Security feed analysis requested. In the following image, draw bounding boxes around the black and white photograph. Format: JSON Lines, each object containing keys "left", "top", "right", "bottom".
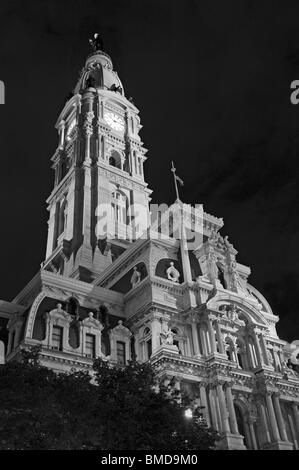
{"left": 0, "top": 0, "right": 299, "bottom": 456}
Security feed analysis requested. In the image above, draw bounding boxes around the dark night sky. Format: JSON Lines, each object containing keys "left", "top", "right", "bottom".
{"left": 0, "top": 0, "right": 299, "bottom": 341}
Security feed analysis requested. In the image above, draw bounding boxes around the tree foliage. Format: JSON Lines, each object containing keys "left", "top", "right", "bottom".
{"left": 0, "top": 347, "right": 219, "bottom": 450}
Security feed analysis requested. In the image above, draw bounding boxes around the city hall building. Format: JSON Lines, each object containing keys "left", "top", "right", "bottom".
{"left": 0, "top": 37, "right": 299, "bottom": 450}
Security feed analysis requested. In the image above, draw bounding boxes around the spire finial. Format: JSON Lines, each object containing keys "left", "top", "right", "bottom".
{"left": 89, "top": 33, "right": 104, "bottom": 52}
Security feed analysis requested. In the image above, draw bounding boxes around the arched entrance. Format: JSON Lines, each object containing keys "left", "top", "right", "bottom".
{"left": 234, "top": 403, "right": 248, "bottom": 448}
{"left": 233, "top": 401, "right": 259, "bottom": 449}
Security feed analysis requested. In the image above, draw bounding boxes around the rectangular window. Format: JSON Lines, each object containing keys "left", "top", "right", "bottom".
{"left": 117, "top": 341, "right": 126, "bottom": 365}
{"left": 52, "top": 325, "right": 63, "bottom": 351}
{"left": 85, "top": 334, "right": 96, "bottom": 358}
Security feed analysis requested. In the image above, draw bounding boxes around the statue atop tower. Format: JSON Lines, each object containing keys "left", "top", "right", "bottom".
{"left": 89, "top": 33, "right": 104, "bottom": 52}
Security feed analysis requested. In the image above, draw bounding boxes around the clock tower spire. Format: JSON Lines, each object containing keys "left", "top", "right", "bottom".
{"left": 43, "top": 35, "right": 151, "bottom": 282}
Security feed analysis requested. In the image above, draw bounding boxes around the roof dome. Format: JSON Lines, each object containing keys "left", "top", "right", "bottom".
{"left": 74, "top": 50, "right": 124, "bottom": 96}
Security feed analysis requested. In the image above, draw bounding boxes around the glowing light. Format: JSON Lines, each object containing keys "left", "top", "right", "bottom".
{"left": 184, "top": 408, "right": 193, "bottom": 419}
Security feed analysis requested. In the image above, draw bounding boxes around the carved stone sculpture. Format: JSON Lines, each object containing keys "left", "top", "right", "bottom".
{"left": 130, "top": 266, "right": 141, "bottom": 288}
{"left": 267, "top": 350, "right": 274, "bottom": 365}
{"left": 160, "top": 328, "right": 174, "bottom": 345}
{"left": 227, "top": 304, "right": 239, "bottom": 321}
{"left": 166, "top": 262, "right": 180, "bottom": 283}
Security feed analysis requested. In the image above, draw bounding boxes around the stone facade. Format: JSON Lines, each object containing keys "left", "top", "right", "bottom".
{"left": 0, "top": 43, "right": 299, "bottom": 450}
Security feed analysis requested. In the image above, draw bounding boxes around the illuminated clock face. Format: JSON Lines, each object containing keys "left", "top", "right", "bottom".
{"left": 104, "top": 112, "right": 124, "bottom": 132}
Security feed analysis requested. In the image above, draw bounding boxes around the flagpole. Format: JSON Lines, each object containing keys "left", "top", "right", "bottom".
{"left": 171, "top": 161, "right": 180, "bottom": 201}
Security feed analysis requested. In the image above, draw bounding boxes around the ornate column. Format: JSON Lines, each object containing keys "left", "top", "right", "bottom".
{"left": 216, "top": 382, "right": 230, "bottom": 432}
{"left": 265, "top": 393, "right": 280, "bottom": 442}
{"left": 292, "top": 403, "right": 299, "bottom": 440}
{"left": 58, "top": 120, "right": 65, "bottom": 149}
{"left": 199, "top": 383, "right": 210, "bottom": 426}
{"left": 245, "top": 337, "right": 254, "bottom": 369}
{"left": 96, "top": 91, "right": 103, "bottom": 161}
{"left": 207, "top": 318, "right": 216, "bottom": 353}
{"left": 208, "top": 386, "right": 219, "bottom": 430}
{"left": 151, "top": 313, "right": 162, "bottom": 353}
{"left": 83, "top": 112, "right": 94, "bottom": 164}
{"left": 252, "top": 330, "right": 263, "bottom": 366}
{"left": 83, "top": 92, "right": 94, "bottom": 164}
{"left": 185, "top": 325, "right": 192, "bottom": 356}
{"left": 273, "top": 393, "right": 288, "bottom": 441}
{"left": 96, "top": 120, "right": 102, "bottom": 161}
{"left": 257, "top": 400, "right": 271, "bottom": 445}
{"left": 200, "top": 328, "right": 208, "bottom": 355}
{"left": 248, "top": 418, "right": 258, "bottom": 449}
{"left": 215, "top": 320, "right": 225, "bottom": 354}
{"left": 173, "top": 377, "right": 181, "bottom": 403}
{"left": 214, "top": 388, "right": 222, "bottom": 432}
{"left": 259, "top": 334, "right": 269, "bottom": 365}
{"left": 225, "top": 383, "right": 239, "bottom": 434}
{"left": 102, "top": 135, "right": 107, "bottom": 162}
{"left": 191, "top": 321, "right": 200, "bottom": 356}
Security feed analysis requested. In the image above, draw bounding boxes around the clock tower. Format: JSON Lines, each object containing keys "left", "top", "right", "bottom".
{"left": 43, "top": 37, "right": 151, "bottom": 282}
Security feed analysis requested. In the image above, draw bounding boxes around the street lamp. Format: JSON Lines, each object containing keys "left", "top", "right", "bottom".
{"left": 184, "top": 408, "right": 193, "bottom": 419}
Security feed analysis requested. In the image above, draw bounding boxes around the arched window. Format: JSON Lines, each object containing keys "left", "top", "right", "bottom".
{"left": 58, "top": 199, "right": 67, "bottom": 237}
{"left": 109, "top": 156, "right": 116, "bottom": 167}
{"left": 67, "top": 298, "right": 79, "bottom": 318}
{"left": 83, "top": 66, "right": 103, "bottom": 89}
{"left": 111, "top": 190, "right": 127, "bottom": 225}
{"left": 217, "top": 264, "right": 227, "bottom": 289}
{"left": 234, "top": 403, "right": 249, "bottom": 448}
{"left": 109, "top": 151, "right": 122, "bottom": 169}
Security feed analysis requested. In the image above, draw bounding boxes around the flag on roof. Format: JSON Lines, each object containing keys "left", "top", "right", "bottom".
{"left": 175, "top": 174, "right": 184, "bottom": 186}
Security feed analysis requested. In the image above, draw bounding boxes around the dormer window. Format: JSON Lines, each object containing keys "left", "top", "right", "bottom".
{"left": 116, "top": 341, "right": 126, "bottom": 365}
{"left": 52, "top": 325, "right": 63, "bottom": 351}
{"left": 85, "top": 333, "right": 96, "bottom": 358}
{"left": 83, "top": 65, "right": 104, "bottom": 89}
